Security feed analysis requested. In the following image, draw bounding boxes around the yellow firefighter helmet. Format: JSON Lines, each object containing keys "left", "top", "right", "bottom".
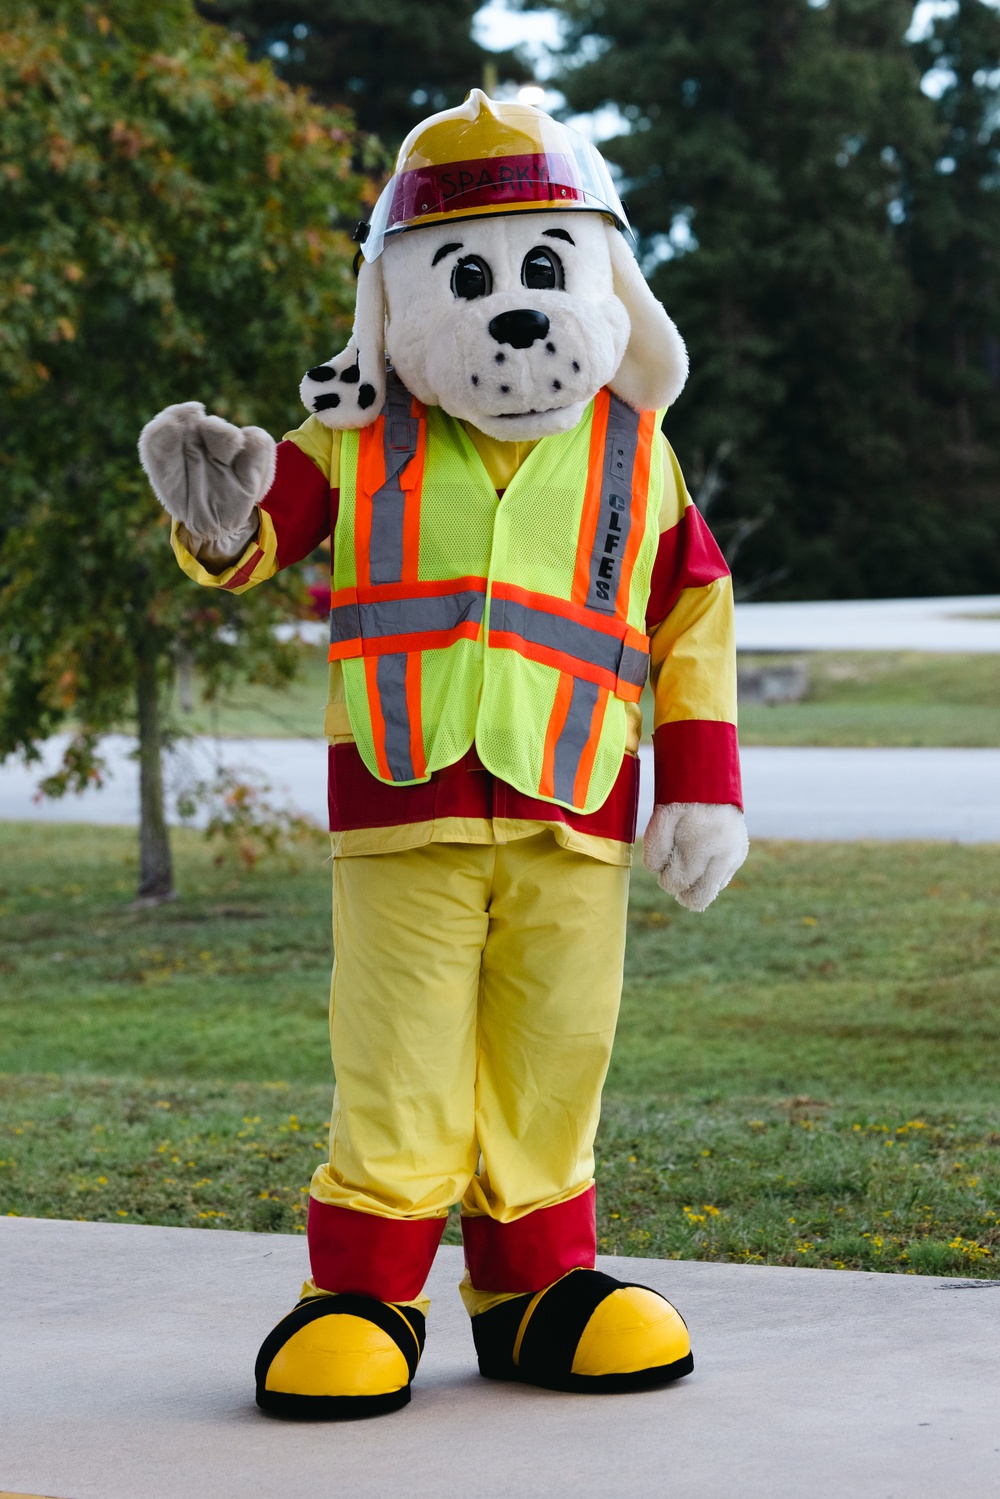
{"left": 359, "top": 89, "right": 630, "bottom": 260}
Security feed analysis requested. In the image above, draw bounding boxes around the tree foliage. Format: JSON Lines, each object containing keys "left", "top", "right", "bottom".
{"left": 545, "top": 0, "right": 1000, "bottom": 598}
{"left": 905, "top": 2, "right": 1000, "bottom": 541}
{"left": 0, "top": 0, "right": 361, "bottom": 892}
{"left": 197, "top": 0, "right": 530, "bottom": 147}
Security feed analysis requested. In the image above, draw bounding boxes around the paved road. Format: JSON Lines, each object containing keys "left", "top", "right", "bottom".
{"left": 287, "top": 594, "right": 1000, "bottom": 655}
{"left": 1, "top": 1219, "right": 997, "bottom": 1499}
{"left": 733, "top": 592, "right": 1000, "bottom": 653}
{"left": 2, "top": 735, "right": 999, "bottom": 841}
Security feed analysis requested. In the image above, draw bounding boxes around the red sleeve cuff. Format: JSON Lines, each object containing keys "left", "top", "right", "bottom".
{"left": 653, "top": 720, "right": 743, "bottom": 808}
{"left": 259, "top": 439, "right": 337, "bottom": 569}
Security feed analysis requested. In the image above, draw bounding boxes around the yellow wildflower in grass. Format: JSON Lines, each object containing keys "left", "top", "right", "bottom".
{"left": 948, "top": 1236, "right": 991, "bottom": 1262}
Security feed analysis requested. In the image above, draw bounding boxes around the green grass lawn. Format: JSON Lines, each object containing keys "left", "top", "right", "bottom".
{"left": 737, "top": 651, "right": 1000, "bottom": 746}
{"left": 176, "top": 646, "right": 331, "bottom": 739}
{"left": 1, "top": 821, "right": 998, "bottom": 1277}
{"left": 178, "top": 647, "right": 1000, "bottom": 744}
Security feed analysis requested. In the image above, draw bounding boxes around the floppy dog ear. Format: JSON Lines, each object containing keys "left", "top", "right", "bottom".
{"left": 298, "top": 256, "right": 387, "bottom": 429}
{"left": 606, "top": 225, "right": 689, "bottom": 413}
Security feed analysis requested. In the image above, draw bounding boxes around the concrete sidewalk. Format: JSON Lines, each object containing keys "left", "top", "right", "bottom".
{"left": 1, "top": 1219, "right": 997, "bottom": 1499}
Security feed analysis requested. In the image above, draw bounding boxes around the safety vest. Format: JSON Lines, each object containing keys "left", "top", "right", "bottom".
{"left": 329, "top": 372, "right": 664, "bottom": 814}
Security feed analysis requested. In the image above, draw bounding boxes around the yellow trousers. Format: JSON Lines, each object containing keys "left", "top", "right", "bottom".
{"left": 308, "top": 833, "right": 629, "bottom": 1301}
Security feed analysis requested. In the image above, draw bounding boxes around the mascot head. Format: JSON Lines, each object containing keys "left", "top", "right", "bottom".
{"left": 301, "top": 90, "right": 688, "bottom": 441}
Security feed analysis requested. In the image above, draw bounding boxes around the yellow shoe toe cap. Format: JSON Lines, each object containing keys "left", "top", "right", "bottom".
{"left": 571, "top": 1286, "right": 691, "bottom": 1378}
{"left": 265, "top": 1312, "right": 410, "bottom": 1398}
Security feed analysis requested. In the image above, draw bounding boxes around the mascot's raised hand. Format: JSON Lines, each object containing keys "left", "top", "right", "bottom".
{"left": 144, "top": 89, "right": 749, "bottom": 1422}
{"left": 138, "top": 401, "right": 275, "bottom": 567}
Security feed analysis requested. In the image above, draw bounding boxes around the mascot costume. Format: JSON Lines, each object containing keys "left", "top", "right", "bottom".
{"left": 139, "top": 92, "right": 748, "bottom": 1419}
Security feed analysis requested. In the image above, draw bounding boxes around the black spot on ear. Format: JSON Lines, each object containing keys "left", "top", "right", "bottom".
{"left": 313, "top": 392, "right": 340, "bottom": 411}
{"left": 339, "top": 362, "right": 361, "bottom": 384}
{"left": 306, "top": 366, "right": 337, "bottom": 383}
{"left": 357, "top": 383, "right": 377, "bottom": 409}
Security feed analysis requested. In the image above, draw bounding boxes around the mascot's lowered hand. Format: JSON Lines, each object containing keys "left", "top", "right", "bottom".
{"left": 140, "top": 90, "right": 748, "bottom": 1419}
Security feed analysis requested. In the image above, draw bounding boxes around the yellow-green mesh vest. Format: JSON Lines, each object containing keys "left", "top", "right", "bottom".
{"left": 330, "top": 375, "right": 664, "bottom": 814}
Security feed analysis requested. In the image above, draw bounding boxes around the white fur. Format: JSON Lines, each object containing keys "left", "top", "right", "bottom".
{"left": 299, "top": 256, "right": 386, "bottom": 431}
{"left": 300, "top": 213, "right": 687, "bottom": 439}
{"left": 643, "top": 802, "right": 749, "bottom": 913}
{"left": 606, "top": 230, "right": 689, "bottom": 411}
{"left": 138, "top": 401, "right": 274, "bottom": 557}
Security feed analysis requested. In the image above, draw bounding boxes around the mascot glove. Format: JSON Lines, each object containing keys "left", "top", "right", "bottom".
{"left": 138, "top": 401, "right": 275, "bottom": 556}
{"left": 643, "top": 802, "right": 749, "bottom": 913}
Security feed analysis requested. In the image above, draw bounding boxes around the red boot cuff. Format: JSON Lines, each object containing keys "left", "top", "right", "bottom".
{"left": 462, "top": 1186, "right": 597, "bottom": 1294}
{"left": 308, "top": 1198, "right": 446, "bottom": 1303}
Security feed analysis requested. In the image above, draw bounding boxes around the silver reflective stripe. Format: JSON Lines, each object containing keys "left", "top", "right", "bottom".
{"left": 330, "top": 600, "right": 362, "bottom": 647}
{"left": 369, "top": 372, "right": 420, "bottom": 585}
{"left": 585, "top": 395, "right": 641, "bottom": 615}
{"left": 362, "top": 589, "right": 484, "bottom": 641}
{"left": 376, "top": 653, "right": 414, "bottom": 780}
{"left": 330, "top": 589, "right": 484, "bottom": 649}
{"left": 618, "top": 642, "right": 649, "bottom": 689}
{"left": 552, "top": 678, "right": 602, "bottom": 803}
{"left": 491, "top": 595, "right": 644, "bottom": 685}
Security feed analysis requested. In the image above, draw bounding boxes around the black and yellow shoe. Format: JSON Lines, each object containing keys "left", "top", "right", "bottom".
{"left": 471, "top": 1268, "right": 692, "bottom": 1394}
{"left": 255, "top": 1294, "right": 425, "bottom": 1420}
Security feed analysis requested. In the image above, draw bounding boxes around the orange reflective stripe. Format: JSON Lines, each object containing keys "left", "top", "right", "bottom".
{"left": 401, "top": 412, "right": 426, "bottom": 585}
{"left": 328, "top": 577, "right": 487, "bottom": 661}
{"left": 538, "top": 675, "right": 609, "bottom": 804}
{"left": 349, "top": 375, "right": 431, "bottom": 779}
{"left": 489, "top": 581, "right": 649, "bottom": 702}
{"left": 355, "top": 434, "right": 382, "bottom": 592}
{"left": 539, "top": 671, "right": 575, "bottom": 800}
{"left": 573, "top": 686, "right": 609, "bottom": 808}
{"left": 364, "top": 655, "right": 392, "bottom": 780}
{"left": 330, "top": 620, "right": 482, "bottom": 662}
{"left": 616, "top": 408, "right": 656, "bottom": 610}
{"left": 572, "top": 388, "right": 611, "bottom": 606}
{"left": 405, "top": 654, "right": 426, "bottom": 779}
{"left": 570, "top": 391, "right": 651, "bottom": 622}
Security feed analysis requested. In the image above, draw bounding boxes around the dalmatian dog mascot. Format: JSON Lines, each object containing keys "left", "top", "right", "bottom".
{"left": 140, "top": 91, "right": 747, "bottom": 1419}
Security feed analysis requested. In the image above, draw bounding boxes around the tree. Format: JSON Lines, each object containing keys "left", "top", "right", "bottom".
{"left": 543, "top": 0, "right": 1000, "bottom": 598}
{"left": 197, "top": 0, "right": 531, "bottom": 149}
{"left": 904, "top": 0, "right": 1000, "bottom": 581}
{"left": 0, "top": 0, "right": 360, "bottom": 899}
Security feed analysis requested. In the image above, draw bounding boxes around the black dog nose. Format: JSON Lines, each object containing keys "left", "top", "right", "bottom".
{"left": 488, "top": 309, "right": 550, "bottom": 349}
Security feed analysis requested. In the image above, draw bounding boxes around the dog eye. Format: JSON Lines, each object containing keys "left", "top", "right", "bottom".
{"left": 521, "top": 247, "right": 564, "bottom": 291}
{"left": 451, "top": 256, "right": 492, "bottom": 300}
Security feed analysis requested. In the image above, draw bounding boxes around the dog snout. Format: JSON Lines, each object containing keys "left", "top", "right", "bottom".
{"left": 488, "top": 309, "right": 550, "bottom": 349}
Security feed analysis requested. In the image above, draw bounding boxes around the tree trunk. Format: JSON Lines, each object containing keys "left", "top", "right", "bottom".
{"left": 135, "top": 644, "right": 175, "bottom": 902}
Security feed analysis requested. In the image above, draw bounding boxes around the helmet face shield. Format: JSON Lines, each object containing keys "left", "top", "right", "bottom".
{"left": 359, "top": 93, "right": 630, "bottom": 262}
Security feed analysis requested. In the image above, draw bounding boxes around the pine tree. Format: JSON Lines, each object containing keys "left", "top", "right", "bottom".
{"left": 548, "top": 0, "right": 989, "bottom": 597}
{"left": 904, "top": 0, "right": 1000, "bottom": 585}
{"left": 198, "top": 0, "right": 530, "bottom": 148}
